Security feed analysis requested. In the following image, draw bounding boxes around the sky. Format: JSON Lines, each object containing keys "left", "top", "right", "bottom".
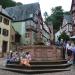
{"left": 13, "top": 0, "right": 72, "bottom": 17}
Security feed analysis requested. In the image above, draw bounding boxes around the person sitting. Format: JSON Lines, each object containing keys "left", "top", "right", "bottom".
{"left": 66, "top": 41, "right": 73, "bottom": 64}
{"left": 20, "top": 51, "right": 32, "bottom": 67}
{"left": 6, "top": 51, "right": 13, "bottom": 64}
{"left": 6, "top": 51, "right": 20, "bottom": 64}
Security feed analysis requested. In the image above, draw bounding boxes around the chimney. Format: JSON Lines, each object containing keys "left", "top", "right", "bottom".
{"left": 0, "top": 5, "right": 2, "bottom": 12}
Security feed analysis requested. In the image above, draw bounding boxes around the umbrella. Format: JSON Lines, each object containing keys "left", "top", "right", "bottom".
{"left": 70, "top": 36, "right": 75, "bottom": 39}
{"left": 70, "top": 47, "right": 75, "bottom": 53}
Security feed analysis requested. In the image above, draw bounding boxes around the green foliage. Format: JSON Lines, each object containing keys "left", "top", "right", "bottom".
{"left": 58, "top": 32, "right": 70, "bottom": 41}
{"left": 46, "top": 16, "right": 51, "bottom": 22}
{"left": 51, "top": 6, "right": 63, "bottom": 31}
{"left": 16, "top": 2, "right": 23, "bottom": 6}
{"left": 0, "top": 0, "right": 23, "bottom": 8}
{"left": 44, "top": 11, "right": 48, "bottom": 19}
{"left": 64, "top": 12, "right": 71, "bottom": 15}
{"left": 46, "top": 6, "right": 63, "bottom": 32}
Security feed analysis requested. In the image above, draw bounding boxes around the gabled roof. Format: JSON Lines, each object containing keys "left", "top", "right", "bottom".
{"left": 0, "top": 7, "right": 12, "bottom": 19}
{"left": 5, "top": 2, "right": 40, "bottom": 21}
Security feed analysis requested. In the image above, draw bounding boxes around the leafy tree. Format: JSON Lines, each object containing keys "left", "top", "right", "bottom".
{"left": 64, "top": 11, "right": 71, "bottom": 15}
{"left": 46, "top": 16, "right": 51, "bottom": 23}
{"left": 16, "top": 2, "right": 23, "bottom": 6}
{"left": 0, "top": 0, "right": 16, "bottom": 8}
{"left": 44, "top": 11, "right": 48, "bottom": 19}
{"left": 0, "top": 0, "right": 23, "bottom": 8}
{"left": 46, "top": 6, "right": 63, "bottom": 32}
{"left": 58, "top": 32, "right": 70, "bottom": 41}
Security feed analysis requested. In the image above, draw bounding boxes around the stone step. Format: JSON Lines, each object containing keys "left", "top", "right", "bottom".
{"left": 2, "top": 60, "right": 72, "bottom": 74}
{"left": 7, "top": 60, "right": 67, "bottom": 65}
{"left": 6, "top": 63, "right": 72, "bottom": 70}
{"left": 30, "top": 60, "right": 67, "bottom": 65}
{"left": 0, "top": 66, "right": 71, "bottom": 74}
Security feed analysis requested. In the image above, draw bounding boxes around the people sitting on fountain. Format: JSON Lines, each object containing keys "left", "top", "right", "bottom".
{"left": 6, "top": 51, "right": 13, "bottom": 64}
{"left": 6, "top": 51, "right": 20, "bottom": 64}
{"left": 6, "top": 51, "right": 32, "bottom": 66}
{"left": 20, "top": 51, "right": 32, "bottom": 67}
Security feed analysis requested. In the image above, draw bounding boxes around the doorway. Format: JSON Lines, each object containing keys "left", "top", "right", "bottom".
{"left": 2, "top": 41, "right": 8, "bottom": 53}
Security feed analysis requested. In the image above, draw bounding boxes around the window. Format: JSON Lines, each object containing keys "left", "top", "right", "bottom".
{"left": 2, "top": 29, "right": 9, "bottom": 36}
{"left": 0, "top": 16, "right": 2, "bottom": 22}
{"left": 25, "top": 32, "right": 30, "bottom": 38}
{"left": 69, "top": 25, "right": 72, "bottom": 31}
{"left": 0, "top": 28, "right": 1, "bottom": 34}
{"left": 3, "top": 18, "right": 9, "bottom": 25}
{"left": 29, "top": 14, "right": 33, "bottom": 17}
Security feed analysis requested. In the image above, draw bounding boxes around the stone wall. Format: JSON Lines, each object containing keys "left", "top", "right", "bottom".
{"left": 18, "top": 45, "right": 62, "bottom": 61}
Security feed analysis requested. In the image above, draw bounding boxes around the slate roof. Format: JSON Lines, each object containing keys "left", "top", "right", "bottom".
{"left": 0, "top": 7, "right": 12, "bottom": 19}
{"left": 5, "top": 2, "right": 40, "bottom": 21}
{"left": 63, "top": 14, "right": 73, "bottom": 24}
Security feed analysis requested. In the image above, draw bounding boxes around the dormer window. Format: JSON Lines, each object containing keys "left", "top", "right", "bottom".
{"left": 30, "top": 14, "right": 33, "bottom": 17}
{"left": 13, "top": 16, "right": 16, "bottom": 20}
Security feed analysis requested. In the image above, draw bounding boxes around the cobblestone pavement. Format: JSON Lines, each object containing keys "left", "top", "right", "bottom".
{"left": 0, "top": 58, "right": 75, "bottom": 75}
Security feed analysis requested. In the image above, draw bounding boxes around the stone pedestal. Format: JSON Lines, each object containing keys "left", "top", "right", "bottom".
{"left": 18, "top": 45, "right": 62, "bottom": 61}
